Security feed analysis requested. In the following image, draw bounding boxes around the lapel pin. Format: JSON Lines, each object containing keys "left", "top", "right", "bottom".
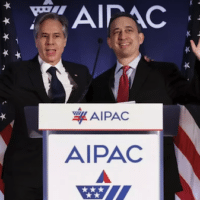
{"left": 74, "top": 74, "right": 78, "bottom": 77}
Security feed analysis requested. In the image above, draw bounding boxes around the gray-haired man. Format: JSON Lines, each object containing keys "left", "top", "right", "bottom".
{"left": 0, "top": 13, "right": 90, "bottom": 200}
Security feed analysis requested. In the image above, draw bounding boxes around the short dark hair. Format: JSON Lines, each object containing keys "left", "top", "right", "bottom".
{"left": 108, "top": 12, "right": 143, "bottom": 37}
{"left": 33, "top": 12, "right": 68, "bottom": 39}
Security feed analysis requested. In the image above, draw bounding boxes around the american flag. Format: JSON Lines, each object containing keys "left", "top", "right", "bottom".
{"left": 174, "top": 0, "right": 200, "bottom": 199}
{"left": 0, "top": 0, "right": 22, "bottom": 199}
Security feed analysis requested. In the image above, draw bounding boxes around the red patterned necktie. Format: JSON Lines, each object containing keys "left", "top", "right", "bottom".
{"left": 117, "top": 66, "right": 130, "bottom": 102}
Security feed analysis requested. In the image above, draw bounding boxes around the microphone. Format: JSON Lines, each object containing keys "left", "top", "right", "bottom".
{"left": 78, "top": 38, "right": 103, "bottom": 103}
{"left": 91, "top": 38, "right": 103, "bottom": 78}
{"left": 98, "top": 38, "right": 103, "bottom": 44}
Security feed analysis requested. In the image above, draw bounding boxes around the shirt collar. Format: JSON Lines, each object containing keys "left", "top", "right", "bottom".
{"left": 115, "top": 53, "right": 142, "bottom": 74}
{"left": 38, "top": 55, "right": 64, "bottom": 74}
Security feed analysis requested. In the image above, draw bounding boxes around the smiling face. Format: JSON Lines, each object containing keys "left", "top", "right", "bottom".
{"left": 35, "top": 19, "right": 67, "bottom": 65}
{"left": 107, "top": 16, "right": 144, "bottom": 64}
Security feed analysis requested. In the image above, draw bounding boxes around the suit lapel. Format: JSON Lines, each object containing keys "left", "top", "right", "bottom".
{"left": 62, "top": 62, "right": 82, "bottom": 103}
{"left": 108, "top": 65, "right": 117, "bottom": 102}
{"left": 129, "top": 57, "right": 152, "bottom": 101}
{"left": 28, "top": 56, "right": 51, "bottom": 103}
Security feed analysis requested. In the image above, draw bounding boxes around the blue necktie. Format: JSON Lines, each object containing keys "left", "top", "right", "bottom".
{"left": 47, "top": 67, "right": 66, "bottom": 103}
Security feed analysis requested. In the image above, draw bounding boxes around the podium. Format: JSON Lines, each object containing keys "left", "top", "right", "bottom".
{"left": 25, "top": 104, "right": 180, "bottom": 200}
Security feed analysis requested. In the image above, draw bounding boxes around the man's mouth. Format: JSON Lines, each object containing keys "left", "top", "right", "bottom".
{"left": 119, "top": 43, "right": 129, "bottom": 48}
{"left": 46, "top": 49, "right": 56, "bottom": 55}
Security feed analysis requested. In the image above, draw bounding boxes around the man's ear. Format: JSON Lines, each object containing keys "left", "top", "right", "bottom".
{"left": 35, "top": 39, "right": 38, "bottom": 48}
{"left": 139, "top": 33, "right": 144, "bottom": 45}
{"left": 107, "top": 37, "right": 112, "bottom": 49}
{"left": 64, "top": 37, "right": 67, "bottom": 47}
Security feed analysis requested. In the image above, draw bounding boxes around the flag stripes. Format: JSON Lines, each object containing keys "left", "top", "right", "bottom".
{"left": 174, "top": 126, "right": 200, "bottom": 180}
{"left": 0, "top": 165, "right": 4, "bottom": 194}
{"left": 0, "top": 136, "right": 7, "bottom": 164}
{"left": 175, "top": 0, "right": 200, "bottom": 199}
{"left": 0, "top": 0, "right": 22, "bottom": 197}
{"left": 0, "top": 191, "right": 3, "bottom": 200}
{"left": 174, "top": 106, "right": 200, "bottom": 200}
{"left": 0, "top": 123, "right": 13, "bottom": 197}
{"left": 175, "top": 147, "right": 200, "bottom": 200}
{"left": 176, "top": 175, "right": 196, "bottom": 200}
{"left": 0, "top": 124, "right": 12, "bottom": 146}
{"left": 178, "top": 108, "right": 200, "bottom": 155}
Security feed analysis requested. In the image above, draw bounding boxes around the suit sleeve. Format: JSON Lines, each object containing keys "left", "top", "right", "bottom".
{"left": 189, "top": 58, "right": 200, "bottom": 102}
{"left": 0, "top": 64, "right": 15, "bottom": 102}
{"left": 166, "top": 62, "right": 200, "bottom": 104}
{"left": 149, "top": 61, "right": 200, "bottom": 104}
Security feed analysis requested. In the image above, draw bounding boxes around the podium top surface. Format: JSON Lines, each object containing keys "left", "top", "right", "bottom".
{"left": 25, "top": 104, "right": 180, "bottom": 137}
{"left": 38, "top": 104, "right": 163, "bottom": 131}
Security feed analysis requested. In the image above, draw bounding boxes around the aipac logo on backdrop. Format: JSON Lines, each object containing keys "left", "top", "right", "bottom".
{"left": 29, "top": 0, "right": 167, "bottom": 30}
{"left": 72, "top": 108, "right": 87, "bottom": 124}
{"left": 30, "top": 0, "right": 67, "bottom": 29}
{"left": 76, "top": 170, "right": 131, "bottom": 200}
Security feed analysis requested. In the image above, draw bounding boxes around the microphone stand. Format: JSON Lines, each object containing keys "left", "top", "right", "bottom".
{"left": 77, "top": 38, "right": 103, "bottom": 103}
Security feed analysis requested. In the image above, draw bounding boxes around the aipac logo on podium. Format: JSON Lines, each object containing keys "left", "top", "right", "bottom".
{"left": 76, "top": 170, "right": 131, "bottom": 199}
{"left": 72, "top": 108, "right": 87, "bottom": 124}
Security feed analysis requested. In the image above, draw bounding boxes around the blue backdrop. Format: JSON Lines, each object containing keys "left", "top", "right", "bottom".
{"left": 10, "top": 0, "right": 189, "bottom": 77}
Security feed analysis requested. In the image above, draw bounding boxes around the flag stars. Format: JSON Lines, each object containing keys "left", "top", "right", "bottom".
{"left": 184, "top": 62, "right": 190, "bottom": 70}
{"left": 15, "top": 51, "right": 21, "bottom": 59}
{"left": 4, "top": 2, "right": 11, "bottom": 9}
{"left": 86, "top": 192, "right": 92, "bottom": 198}
{"left": 82, "top": 187, "right": 88, "bottom": 192}
{"left": 185, "top": 47, "right": 190, "bottom": 54}
{"left": 186, "top": 31, "right": 191, "bottom": 37}
{"left": 90, "top": 187, "right": 96, "bottom": 192}
{"left": 0, "top": 113, "right": 6, "bottom": 121}
{"left": 94, "top": 192, "right": 100, "bottom": 198}
{"left": 3, "top": 17, "right": 10, "bottom": 25}
{"left": 16, "top": 38, "right": 19, "bottom": 44}
{"left": 188, "top": 15, "right": 191, "bottom": 21}
{"left": 190, "top": 0, "right": 193, "bottom": 5}
{"left": 3, "top": 49, "right": 9, "bottom": 57}
{"left": 3, "top": 33, "right": 9, "bottom": 41}
{"left": 98, "top": 187, "right": 104, "bottom": 192}
{"left": 2, "top": 65, "right": 6, "bottom": 70}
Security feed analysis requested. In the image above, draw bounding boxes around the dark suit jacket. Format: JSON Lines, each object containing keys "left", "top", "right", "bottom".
{"left": 0, "top": 56, "right": 91, "bottom": 187}
{"left": 87, "top": 57, "right": 200, "bottom": 194}
{"left": 88, "top": 57, "right": 200, "bottom": 104}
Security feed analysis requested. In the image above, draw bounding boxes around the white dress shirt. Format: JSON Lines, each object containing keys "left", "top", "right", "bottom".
{"left": 39, "top": 56, "right": 73, "bottom": 102}
{"left": 112, "top": 54, "right": 141, "bottom": 100}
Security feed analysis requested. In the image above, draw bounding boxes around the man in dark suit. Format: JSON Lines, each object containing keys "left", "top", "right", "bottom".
{"left": 87, "top": 12, "right": 200, "bottom": 200}
{"left": 0, "top": 13, "right": 90, "bottom": 200}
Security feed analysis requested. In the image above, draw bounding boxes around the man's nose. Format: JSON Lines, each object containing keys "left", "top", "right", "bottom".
{"left": 119, "top": 31, "right": 126, "bottom": 40}
{"left": 47, "top": 36, "right": 54, "bottom": 45}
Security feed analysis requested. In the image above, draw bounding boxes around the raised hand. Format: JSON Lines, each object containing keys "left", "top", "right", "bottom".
{"left": 190, "top": 38, "right": 200, "bottom": 60}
